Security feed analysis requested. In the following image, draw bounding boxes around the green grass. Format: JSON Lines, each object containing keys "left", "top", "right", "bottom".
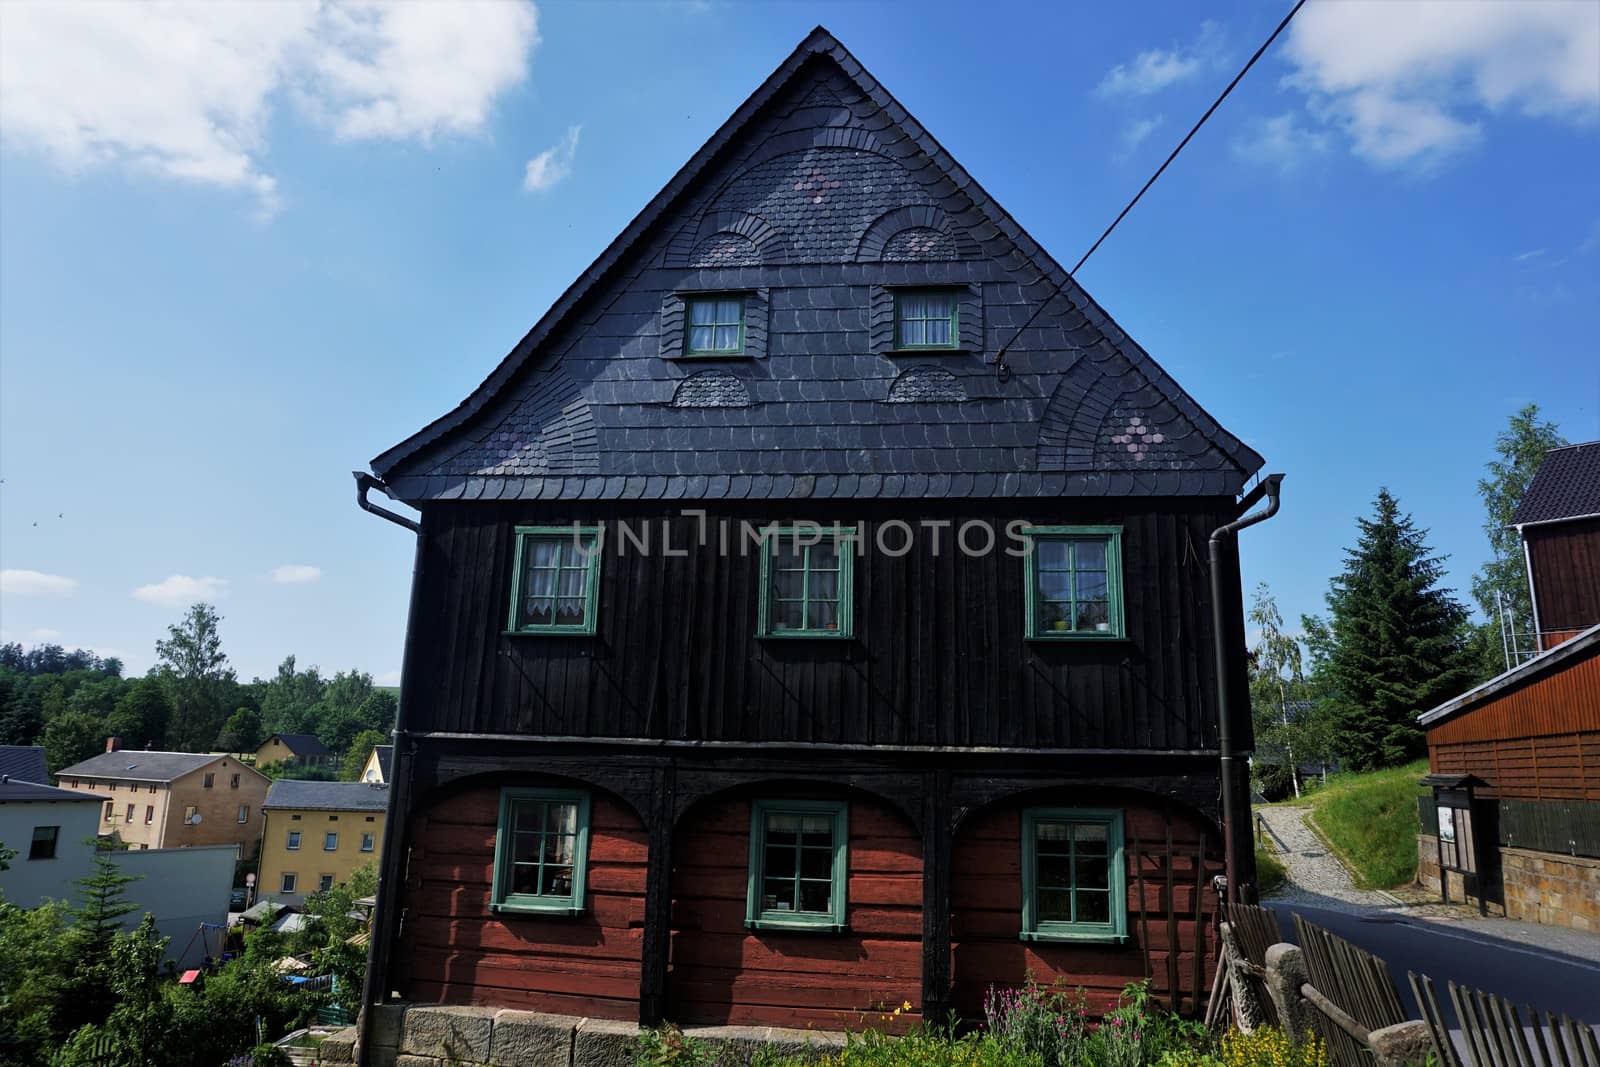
{"left": 1255, "top": 847, "right": 1287, "bottom": 895}
{"left": 1301, "top": 759, "right": 1429, "bottom": 889}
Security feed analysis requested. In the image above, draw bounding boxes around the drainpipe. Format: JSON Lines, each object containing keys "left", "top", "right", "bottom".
{"left": 353, "top": 472, "right": 422, "bottom": 1065}
{"left": 1210, "top": 473, "right": 1284, "bottom": 906}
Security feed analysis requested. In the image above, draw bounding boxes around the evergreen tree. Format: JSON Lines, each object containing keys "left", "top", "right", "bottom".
{"left": 1306, "top": 489, "right": 1473, "bottom": 770}
{"left": 55, "top": 849, "right": 142, "bottom": 1037}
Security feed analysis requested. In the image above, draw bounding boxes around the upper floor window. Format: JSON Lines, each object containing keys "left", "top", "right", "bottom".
{"left": 30, "top": 826, "right": 59, "bottom": 860}
{"left": 507, "top": 526, "right": 603, "bottom": 636}
{"left": 361, "top": 832, "right": 376, "bottom": 852}
{"left": 287, "top": 831, "right": 302, "bottom": 851}
{"left": 685, "top": 296, "right": 745, "bottom": 356}
{"left": 231, "top": 774, "right": 240, "bottom": 789}
{"left": 758, "top": 526, "right": 855, "bottom": 639}
{"left": 183, "top": 805, "right": 198, "bottom": 825}
{"left": 492, "top": 788, "right": 591, "bottom": 915}
{"left": 103, "top": 801, "right": 114, "bottom": 821}
{"left": 745, "top": 799, "right": 848, "bottom": 932}
{"left": 203, "top": 773, "right": 214, "bottom": 789}
{"left": 324, "top": 832, "right": 339, "bottom": 851}
{"left": 1022, "top": 526, "right": 1125, "bottom": 640}
{"left": 1020, "top": 807, "right": 1126, "bottom": 943}
{"left": 145, "top": 805, "right": 154, "bottom": 825}
{"left": 125, "top": 803, "right": 135, "bottom": 823}
{"left": 237, "top": 805, "right": 250, "bottom": 824}
{"left": 894, "top": 289, "right": 957, "bottom": 350}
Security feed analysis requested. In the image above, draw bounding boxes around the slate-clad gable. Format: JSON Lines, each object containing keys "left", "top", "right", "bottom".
{"left": 372, "top": 31, "right": 1262, "bottom": 502}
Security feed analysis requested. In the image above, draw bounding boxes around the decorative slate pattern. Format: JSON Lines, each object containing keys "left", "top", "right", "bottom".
{"left": 372, "top": 30, "right": 1264, "bottom": 502}
{"left": 883, "top": 228, "right": 955, "bottom": 261}
{"left": 1511, "top": 442, "right": 1600, "bottom": 525}
{"left": 886, "top": 365, "right": 966, "bottom": 403}
{"left": 689, "top": 232, "right": 761, "bottom": 267}
{"left": 672, "top": 370, "right": 753, "bottom": 408}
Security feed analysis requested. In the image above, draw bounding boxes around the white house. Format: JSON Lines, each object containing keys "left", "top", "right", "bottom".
{"left": 0, "top": 775, "right": 101, "bottom": 907}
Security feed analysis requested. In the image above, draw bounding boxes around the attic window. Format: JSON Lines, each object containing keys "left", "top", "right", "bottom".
{"left": 895, "top": 290, "right": 957, "bottom": 350}
{"left": 685, "top": 297, "right": 745, "bottom": 356}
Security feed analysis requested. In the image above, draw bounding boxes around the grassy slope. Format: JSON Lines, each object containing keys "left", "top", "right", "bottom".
{"left": 1298, "top": 760, "right": 1430, "bottom": 889}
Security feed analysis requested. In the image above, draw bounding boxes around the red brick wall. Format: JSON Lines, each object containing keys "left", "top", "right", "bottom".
{"left": 951, "top": 798, "right": 1221, "bottom": 1017}
{"left": 400, "top": 783, "right": 647, "bottom": 1021}
{"left": 668, "top": 792, "right": 923, "bottom": 1030}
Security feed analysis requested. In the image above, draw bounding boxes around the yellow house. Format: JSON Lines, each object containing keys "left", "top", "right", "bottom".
{"left": 56, "top": 743, "right": 269, "bottom": 852}
{"left": 357, "top": 744, "right": 392, "bottom": 784}
{"left": 257, "top": 780, "right": 388, "bottom": 906}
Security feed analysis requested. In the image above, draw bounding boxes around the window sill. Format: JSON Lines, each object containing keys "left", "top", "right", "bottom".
{"left": 677, "top": 351, "right": 752, "bottom": 360}
{"left": 491, "top": 902, "right": 585, "bottom": 918}
{"left": 888, "top": 347, "right": 966, "bottom": 356}
{"left": 757, "top": 630, "right": 853, "bottom": 640}
{"left": 503, "top": 628, "right": 597, "bottom": 638}
{"left": 1019, "top": 931, "right": 1129, "bottom": 945}
{"left": 746, "top": 919, "right": 849, "bottom": 934}
{"left": 1025, "top": 632, "right": 1127, "bottom": 642}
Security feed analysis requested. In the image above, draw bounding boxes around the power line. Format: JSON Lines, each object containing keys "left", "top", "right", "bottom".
{"left": 994, "top": 0, "right": 1310, "bottom": 371}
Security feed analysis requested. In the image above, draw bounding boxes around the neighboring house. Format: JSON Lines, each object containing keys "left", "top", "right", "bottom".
{"left": 256, "top": 733, "right": 334, "bottom": 771}
{"left": 55, "top": 741, "right": 270, "bottom": 851}
{"left": 1512, "top": 440, "right": 1600, "bottom": 651}
{"left": 1416, "top": 443, "right": 1600, "bottom": 931}
{"left": 258, "top": 780, "right": 387, "bottom": 906}
{"left": 0, "top": 745, "right": 50, "bottom": 784}
{"left": 355, "top": 29, "right": 1267, "bottom": 1032}
{"left": 358, "top": 745, "right": 392, "bottom": 784}
{"left": 0, "top": 776, "right": 100, "bottom": 907}
{"left": 113, "top": 844, "right": 238, "bottom": 970}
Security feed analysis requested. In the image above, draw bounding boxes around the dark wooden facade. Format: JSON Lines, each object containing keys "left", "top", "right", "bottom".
{"left": 1527, "top": 517, "right": 1600, "bottom": 650}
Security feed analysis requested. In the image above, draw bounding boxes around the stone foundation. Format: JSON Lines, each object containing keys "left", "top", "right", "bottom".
{"left": 356, "top": 1005, "right": 845, "bottom": 1067}
{"left": 1416, "top": 834, "right": 1600, "bottom": 930}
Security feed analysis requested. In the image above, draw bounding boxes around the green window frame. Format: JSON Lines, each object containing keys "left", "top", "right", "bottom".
{"left": 1020, "top": 807, "right": 1127, "bottom": 943}
{"left": 507, "top": 526, "right": 604, "bottom": 636}
{"left": 685, "top": 295, "right": 746, "bottom": 355}
{"left": 757, "top": 526, "right": 855, "bottom": 639}
{"left": 1022, "top": 525, "right": 1125, "bottom": 640}
{"left": 745, "top": 799, "right": 848, "bottom": 932}
{"left": 492, "top": 787, "right": 591, "bottom": 915}
{"left": 893, "top": 289, "right": 958, "bottom": 350}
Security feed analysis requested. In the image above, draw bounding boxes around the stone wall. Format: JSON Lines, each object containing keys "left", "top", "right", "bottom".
{"left": 1416, "top": 834, "right": 1600, "bottom": 930}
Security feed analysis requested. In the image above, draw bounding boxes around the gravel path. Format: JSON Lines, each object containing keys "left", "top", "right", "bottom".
{"left": 1255, "top": 804, "right": 1394, "bottom": 911}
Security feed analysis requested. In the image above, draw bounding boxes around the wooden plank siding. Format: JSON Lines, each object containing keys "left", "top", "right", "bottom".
{"left": 668, "top": 791, "right": 923, "bottom": 1030}
{"left": 950, "top": 799, "right": 1221, "bottom": 1017}
{"left": 399, "top": 784, "right": 648, "bottom": 1020}
{"left": 409, "top": 499, "right": 1232, "bottom": 752}
{"left": 1527, "top": 518, "right": 1600, "bottom": 648}
{"left": 1428, "top": 641, "right": 1600, "bottom": 801}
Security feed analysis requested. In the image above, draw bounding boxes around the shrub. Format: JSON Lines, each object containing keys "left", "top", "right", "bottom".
{"left": 1255, "top": 848, "right": 1287, "bottom": 895}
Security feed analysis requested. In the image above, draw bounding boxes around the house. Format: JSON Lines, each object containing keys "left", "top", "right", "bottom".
{"left": 1417, "top": 442, "right": 1600, "bottom": 931}
{"left": 358, "top": 744, "right": 392, "bottom": 784}
{"left": 112, "top": 844, "right": 239, "bottom": 969}
{"left": 1513, "top": 441, "right": 1600, "bottom": 651}
{"left": 354, "top": 28, "right": 1269, "bottom": 1037}
{"left": 0, "top": 745, "right": 50, "bottom": 784}
{"left": 0, "top": 775, "right": 100, "bottom": 907}
{"left": 257, "top": 780, "right": 387, "bottom": 906}
{"left": 55, "top": 740, "right": 270, "bottom": 852}
{"left": 256, "top": 733, "right": 334, "bottom": 771}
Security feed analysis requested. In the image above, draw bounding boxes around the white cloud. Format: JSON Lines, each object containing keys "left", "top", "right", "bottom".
{"left": 1279, "top": 0, "right": 1600, "bottom": 170}
{"left": 1096, "top": 21, "right": 1226, "bottom": 98}
{"left": 1118, "top": 115, "right": 1165, "bottom": 157}
{"left": 0, "top": 1, "right": 540, "bottom": 214}
{"left": 522, "top": 124, "right": 581, "bottom": 192}
{"left": 1232, "top": 112, "right": 1332, "bottom": 173}
{"left": 270, "top": 564, "right": 322, "bottom": 584}
{"left": 0, "top": 569, "right": 79, "bottom": 596}
{"left": 377, "top": 670, "right": 402, "bottom": 688}
{"left": 132, "top": 575, "right": 229, "bottom": 605}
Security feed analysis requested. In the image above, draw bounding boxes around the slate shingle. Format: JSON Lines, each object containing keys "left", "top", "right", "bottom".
{"left": 1511, "top": 442, "right": 1600, "bottom": 526}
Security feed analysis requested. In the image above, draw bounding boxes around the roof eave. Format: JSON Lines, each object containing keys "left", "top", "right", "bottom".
{"left": 1416, "top": 623, "right": 1600, "bottom": 727}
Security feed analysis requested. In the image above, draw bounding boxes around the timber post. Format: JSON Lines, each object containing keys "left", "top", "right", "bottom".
{"left": 1263, "top": 943, "right": 1317, "bottom": 1046}
{"left": 920, "top": 771, "right": 954, "bottom": 1022}
{"left": 639, "top": 763, "right": 676, "bottom": 1028}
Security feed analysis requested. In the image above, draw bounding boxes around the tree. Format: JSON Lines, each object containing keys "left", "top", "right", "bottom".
{"left": 104, "top": 680, "right": 173, "bottom": 751}
{"left": 1305, "top": 489, "right": 1474, "bottom": 770}
{"left": 295, "top": 863, "right": 378, "bottom": 1019}
{"left": 41, "top": 712, "right": 104, "bottom": 774}
{"left": 341, "top": 728, "right": 388, "bottom": 781}
{"left": 54, "top": 850, "right": 141, "bottom": 1037}
{"left": 155, "top": 604, "right": 236, "bottom": 752}
{"left": 1470, "top": 405, "right": 1566, "bottom": 668}
{"left": 0, "top": 674, "right": 43, "bottom": 746}
{"left": 215, "top": 706, "right": 263, "bottom": 753}
{"left": 258, "top": 655, "right": 326, "bottom": 738}
{"left": 1248, "top": 583, "right": 1308, "bottom": 798}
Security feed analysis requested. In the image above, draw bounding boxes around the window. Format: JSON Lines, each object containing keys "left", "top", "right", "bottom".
{"left": 291, "top": 814, "right": 301, "bottom": 821}
{"left": 1022, "top": 526, "right": 1125, "bottom": 640}
{"left": 237, "top": 805, "right": 249, "bottom": 824}
{"left": 108, "top": 781, "right": 116, "bottom": 792}
{"left": 1020, "top": 807, "right": 1126, "bottom": 943}
{"left": 281, "top": 873, "right": 298, "bottom": 894}
{"left": 745, "top": 800, "right": 848, "bottom": 931}
{"left": 183, "top": 805, "right": 198, "bottom": 825}
{"left": 149, "top": 784, "right": 156, "bottom": 794}
{"left": 894, "top": 289, "right": 957, "bottom": 350}
{"left": 319, "top": 874, "right": 335, "bottom": 892}
{"left": 758, "top": 527, "right": 854, "bottom": 639}
{"left": 231, "top": 774, "right": 240, "bottom": 789}
{"left": 324, "top": 832, "right": 338, "bottom": 851}
{"left": 29, "top": 826, "right": 59, "bottom": 860}
{"left": 287, "top": 831, "right": 302, "bottom": 851}
{"left": 70, "top": 779, "right": 78, "bottom": 788}
{"left": 145, "top": 806, "right": 154, "bottom": 825}
{"left": 125, "top": 803, "right": 135, "bottom": 823}
{"left": 103, "top": 801, "right": 114, "bottom": 821}
{"left": 361, "top": 832, "right": 375, "bottom": 852}
{"left": 507, "top": 527, "right": 603, "bottom": 635}
{"left": 685, "top": 296, "right": 745, "bottom": 355}
{"left": 492, "top": 788, "right": 591, "bottom": 914}
{"left": 364, "top": 816, "right": 376, "bottom": 823}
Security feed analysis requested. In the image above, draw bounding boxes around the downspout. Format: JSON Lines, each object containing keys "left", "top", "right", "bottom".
{"left": 1520, "top": 527, "right": 1543, "bottom": 652}
{"left": 1210, "top": 472, "right": 1284, "bottom": 906}
{"left": 353, "top": 472, "right": 422, "bottom": 1065}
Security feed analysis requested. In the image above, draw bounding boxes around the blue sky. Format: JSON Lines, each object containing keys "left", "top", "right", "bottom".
{"left": 1, "top": 0, "right": 1596, "bottom": 680}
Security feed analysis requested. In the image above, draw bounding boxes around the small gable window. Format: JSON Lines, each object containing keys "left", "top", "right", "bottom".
{"left": 1022, "top": 526, "right": 1125, "bottom": 640}
{"left": 686, "top": 296, "right": 746, "bottom": 356}
{"left": 746, "top": 799, "right": 848, "bottom": 932}
{"left": 895, "top": 289, "right": 957, "bottom": 350}
{"left": 758, "top": 526, "right": 854, "bottom": 639}
{"left": 492, "top": 788, "right": 591, "bottom": 915}
{"left": 1021, "top": 807, "right": 1126, "bottom": 943}
{"left": 507, "top": 526, "right": 604, "bottom": 636}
